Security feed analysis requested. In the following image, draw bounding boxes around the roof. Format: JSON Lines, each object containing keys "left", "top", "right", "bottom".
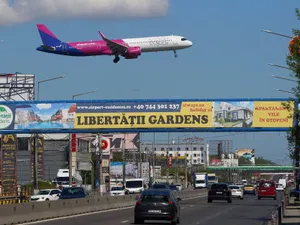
{"left": 143, "top": 188, "right": 171, "bottom": 194}
{"left": 68, "top": 104, "right": 76, "bottom": 113}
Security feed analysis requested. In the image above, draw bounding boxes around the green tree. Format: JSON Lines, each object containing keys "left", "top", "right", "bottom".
{"left": 286, "top": 8, "right": 300, "bottom": 161}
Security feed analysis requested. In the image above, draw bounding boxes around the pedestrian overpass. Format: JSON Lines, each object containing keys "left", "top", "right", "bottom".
{"left": 207, "top": 165, "right": 293, "bottom": 172}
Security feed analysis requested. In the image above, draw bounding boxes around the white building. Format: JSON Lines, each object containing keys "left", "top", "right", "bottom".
{"left": 141, "top": 143, "right": 207, "bottom": 166}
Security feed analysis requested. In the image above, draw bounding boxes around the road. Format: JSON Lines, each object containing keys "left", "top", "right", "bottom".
{"left": 24, "top": 193, "right": 282, "bottom": 225}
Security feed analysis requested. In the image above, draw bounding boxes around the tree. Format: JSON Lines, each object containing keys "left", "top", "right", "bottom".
{"left": 286, "top": 8, "right": 300, "bottom": 161}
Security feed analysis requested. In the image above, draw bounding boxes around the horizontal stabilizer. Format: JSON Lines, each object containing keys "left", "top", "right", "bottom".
{"left": 41, "top": 45, "right": 56, "bottom": 51}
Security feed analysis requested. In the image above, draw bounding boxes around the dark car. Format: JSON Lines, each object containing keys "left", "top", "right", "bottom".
{"left": 59, "top": 187, "right": 88, "bottom": 199}
{"left": 152, "top": 183, "right": 170, "bottom": 189}
{"left": 208, "top": 183, "right": 232, "bottom": 203}
{"left": 134, "top": 189, "right": 181, "bottom": 224}
{"left": 169, "top": 185, "right": 178, "bottom": 192}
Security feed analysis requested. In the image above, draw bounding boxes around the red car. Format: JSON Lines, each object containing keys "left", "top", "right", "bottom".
{"left": 257, "top": 180, "right": 276, "bottom": 200}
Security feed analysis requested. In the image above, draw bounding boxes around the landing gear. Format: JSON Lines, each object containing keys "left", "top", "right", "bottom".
{"left": 174, "top": 50, "right": 178, "bottom": 58}
{"left": 113, "top": 55, "right": 120, "bottom": 63}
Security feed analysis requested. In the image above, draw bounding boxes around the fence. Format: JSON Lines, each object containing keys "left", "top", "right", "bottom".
{"left": 0, "top": 189, "right": 206, "bottom": 225}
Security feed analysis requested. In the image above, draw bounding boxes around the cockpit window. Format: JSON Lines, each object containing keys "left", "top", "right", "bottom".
{"left": 181, "top": 38, "right": 187, "bottom": 41}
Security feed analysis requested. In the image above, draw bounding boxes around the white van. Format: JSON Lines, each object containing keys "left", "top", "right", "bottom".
{"left": 53, "top": 169, "right": 83, "bottom": 188}
{"left": 125, "top": 178, "right": 145, "bottom": 194}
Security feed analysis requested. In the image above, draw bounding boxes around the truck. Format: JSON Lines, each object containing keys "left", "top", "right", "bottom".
{"left": 278, "top": 179, "right": 287, "bottom": 189}
{"left": 193, "top": 172, "right": 208, "bottom": 189}
{"left": 207, "top": 173, "right": 218, "bottom": 188}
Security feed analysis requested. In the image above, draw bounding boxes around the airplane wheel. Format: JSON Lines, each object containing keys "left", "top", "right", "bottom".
{"left": 113, "top": 56, "right": 120, "bottom": 63}
{"left": 174, "top": 54, "right": 178, "bottom": 58}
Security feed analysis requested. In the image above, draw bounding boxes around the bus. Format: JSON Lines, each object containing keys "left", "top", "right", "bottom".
{"left": 207, "top": 173, "right": 218, "bottom": 188}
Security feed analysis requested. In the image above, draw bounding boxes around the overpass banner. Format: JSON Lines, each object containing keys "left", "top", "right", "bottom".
{"left": 0, "top": 99, "right": 295, "bottom": 133}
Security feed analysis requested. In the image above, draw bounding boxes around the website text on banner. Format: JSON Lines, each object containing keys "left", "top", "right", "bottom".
{"left": 0, "top": 99, "right": 294, "bottom": 131}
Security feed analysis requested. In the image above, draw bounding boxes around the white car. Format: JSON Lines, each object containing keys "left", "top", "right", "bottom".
{"left": 110, "top": 186, "right": 125, "bottom": 196}
{"left": 276, "top": 183, "right": 284, "bottom": 192}
{"left": 229, "top": 185, "right": 244, "bottom": 200}
{"left": 30, "top": 189, "right": 61, "bottom": 202}
{"left": 175, "top": 184, "right": 183, "bottom": 191}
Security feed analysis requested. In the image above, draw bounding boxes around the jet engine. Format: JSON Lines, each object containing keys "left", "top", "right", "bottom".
{"left": 123, "top": 46, "right": 141, "bottom": 59}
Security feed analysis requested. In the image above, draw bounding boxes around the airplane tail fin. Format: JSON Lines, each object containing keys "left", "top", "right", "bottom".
{"left": 37, "top": 24, "right": 62, "bottom": 47}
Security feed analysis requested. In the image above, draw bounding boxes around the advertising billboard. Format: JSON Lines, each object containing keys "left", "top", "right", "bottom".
{"left": 0, "top": 98, "right": 295, "bottom": 133}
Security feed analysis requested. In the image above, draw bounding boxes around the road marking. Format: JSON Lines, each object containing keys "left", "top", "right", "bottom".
{"left": 19, "top": 194, "right": 207, "bottom": 225}
{"left": 189, "top": 205, "right": 194, "bottom": 207}
{"left": 181, "top": 207, "right": 186, "bottom": 210}
{"left": 121, "top": 220, "right": 129, "bottom": 223}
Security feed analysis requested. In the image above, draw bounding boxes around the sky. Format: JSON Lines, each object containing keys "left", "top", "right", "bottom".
{"left": 0, "top": 0, "right": 299, "bottom": 165}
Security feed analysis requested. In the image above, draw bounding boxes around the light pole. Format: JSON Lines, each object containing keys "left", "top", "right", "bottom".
{"left": 268, "top": 63, "right": 291, "bottom": 71}
{"left": 72, "top": 90, "right": 98, "bottom": 100}
{"left": 37, "top": 75, "right": 66, "bottom": 100}
{"left": 70, "top": 89, "right": 99, "bottom": 187}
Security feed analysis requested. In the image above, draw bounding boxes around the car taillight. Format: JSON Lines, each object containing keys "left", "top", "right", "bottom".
{"left": 169, "top": 201, "right": 174, "bottom": 205}
{"left": 136, "top": 201, "right": 141, "bottom": 205}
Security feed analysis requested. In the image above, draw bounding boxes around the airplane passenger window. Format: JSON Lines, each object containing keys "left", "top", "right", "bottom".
{"left": 181, "top": 38, "right": 187, "bottom": 41}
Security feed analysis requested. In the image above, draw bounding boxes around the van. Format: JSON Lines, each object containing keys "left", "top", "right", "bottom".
{"left": 257, "top": 180, "right": 276, "bottom": 200}
{"left": 125, "top": 178, "right": 145, "bottom": 194}
{"left": 53, "top": 169, "right": 83, "bottom": 189}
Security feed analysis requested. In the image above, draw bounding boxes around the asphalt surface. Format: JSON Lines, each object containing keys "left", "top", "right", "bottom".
{"left": 26, "top": 192, "right": 282, "bottom": 225}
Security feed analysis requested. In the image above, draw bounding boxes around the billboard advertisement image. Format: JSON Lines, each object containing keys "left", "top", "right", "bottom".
{"left": 0, "top": 99, "right": 295, "bottom": 133}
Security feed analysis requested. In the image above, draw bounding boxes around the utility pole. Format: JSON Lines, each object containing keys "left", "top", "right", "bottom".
{"left": 98, "top": 134, "right": 103, "bottom": 194}
{"left": 139, "top": 134, "right": 142, "bottom": 178}
{"left": 34, "top": 134, "right": 39, "bottom": 190}
{"left": 68, "top": 133, "right": 72, "bottom": 187}
{"left": 167, "top": 132, "right": 170, "bottom": 184}
{"left": 122, "top": 136, "right": 126, "bottom": 185}
{"left": 295, "top": 113, "right": 300, "bottom": 192}
{"left": 176, "top": 137, "right": 179, "bottom": 183}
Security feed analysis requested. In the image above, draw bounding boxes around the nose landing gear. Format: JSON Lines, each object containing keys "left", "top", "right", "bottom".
{"left": 174, "top": 50, "right": 178, "bottom": 58}
{"left": 113, "top": 55, "right": 120, "bottom": 63}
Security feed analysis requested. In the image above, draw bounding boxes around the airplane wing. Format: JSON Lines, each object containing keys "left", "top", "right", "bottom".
{"left": 98, "top": 31, "right": 128, "bottom": 55}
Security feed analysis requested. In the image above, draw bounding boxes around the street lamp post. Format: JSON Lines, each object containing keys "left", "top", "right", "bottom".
{"left": 271, "top": 75, "right": 297, "bottom": 83}
{"left": 275, "top": 89, "right": 294, "bottom": 94}
{"left": 70, "top": 90, "right": 99, "bottom": 187}
{"left": 33, "top": 75, "right": 66, "bottom": 191}
{"left": 37, "top": 75, "right": 66, "bottom": 100}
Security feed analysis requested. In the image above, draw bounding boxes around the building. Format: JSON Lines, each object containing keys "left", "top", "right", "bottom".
{"left": 141, "top": 142, "right": 207, "bottom": 166}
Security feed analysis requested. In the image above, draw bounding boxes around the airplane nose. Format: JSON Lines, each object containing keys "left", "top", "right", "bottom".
{"left": 187, "top": 41, "right": 193, "bottom": 47}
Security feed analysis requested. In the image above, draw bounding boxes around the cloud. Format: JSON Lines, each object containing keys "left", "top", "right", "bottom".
{"left": 0, "top": 0, "right": 169, "bottom": 26}
{"left": 36, "top": 104, "right": 52, "bottom": 110}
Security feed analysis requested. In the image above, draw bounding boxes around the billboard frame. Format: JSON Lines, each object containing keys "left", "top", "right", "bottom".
{"left": 0, "top": 97, "right": 296, "bottom": 134}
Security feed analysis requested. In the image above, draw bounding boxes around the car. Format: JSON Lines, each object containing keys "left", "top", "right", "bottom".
{"left": 59, "top": 187, "right": 88, "bottom": 199}
{"left": 229, "top": 185, "right": 244, "bottom": 200}
{"left": 30, "top": 189, "right": 61, "bottom": 202}
{"left": 110, "top": 186, "right": 126, "bottom": 196}
{"left": 169, "top": 185, "right": 178, "bottom": 192}
{"left": 276, "top": 183, "right": 284, "bottom": 192}
{"left": 152, "top": 183, "right": 170, "bottom": 189}
{"left": 174, "top": 184, "right": 183, "bottom": 191}
{"left": 134, "top": 189, "right": 181, "bottom": 224}
{"left": 257, "top": 180, "right": 276, "bottom": 200}
{"left": 243, "top": 184, "right": 256, "bottom": 195}
{"left": 207, "top": 183, "right": 232, "bottom": 203}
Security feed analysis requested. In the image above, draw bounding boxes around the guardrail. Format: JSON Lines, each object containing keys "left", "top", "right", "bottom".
{"left": 0, "top": 189, "right": 206, "bottom": 225}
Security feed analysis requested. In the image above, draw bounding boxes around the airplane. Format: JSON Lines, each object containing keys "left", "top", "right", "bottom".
{"left": 36, "top": 24, "right": 193, "bottom": 63}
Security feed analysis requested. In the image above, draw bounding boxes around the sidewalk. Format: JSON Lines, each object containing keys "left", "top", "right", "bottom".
{"left": 282, "top": 205, "right": 300, "bottom": 224}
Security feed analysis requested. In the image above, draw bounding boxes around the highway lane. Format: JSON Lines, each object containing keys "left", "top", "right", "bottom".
{"left": 23, "top": 193, "right": 281, "bottom": 225}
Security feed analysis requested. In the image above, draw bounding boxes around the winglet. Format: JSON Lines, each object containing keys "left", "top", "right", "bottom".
{"left": 98, "top": 31, "right": 106, "bottom": 40}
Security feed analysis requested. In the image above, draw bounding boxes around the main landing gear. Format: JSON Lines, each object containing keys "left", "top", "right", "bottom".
{"left": 174, "top": 50, "right": 178, "bottom": 58}
{"left": 113, "top": 55, "right": 120, "bottom": 63}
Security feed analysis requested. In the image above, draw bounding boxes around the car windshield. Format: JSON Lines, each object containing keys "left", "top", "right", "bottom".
{"left": 229, "top": 186, "right": 240, "bottom": 189}
{"left": 62, "top": 188, "right": 84, "bottom": 195}
{"left": 152, "top": 184, "right": 168, "bottom": 189}
{"left": 260, "top": 182, "right": 275, "bottom": 188}
{"left": 196, "top": 180, "right": 205, "bottom": 183}
{"left": 37, "top": 190, "right": 50, "bottom": 195}
{"left": 141, "top": 194, "right": 169, "bottom": 203}
{"left": 56, "top": 177, "right": 69, "bottom": 182}
{"left": 111, "top": 187, "right": 123, "bottom": 191}
{"left": 211, "top": 184, "right": 227, "bottom": 190}
{"left": 126, "top": 181, "right": 143, "bottom": 188}
{"left": 276, "top": 184, "right": 283, "bottom": 187}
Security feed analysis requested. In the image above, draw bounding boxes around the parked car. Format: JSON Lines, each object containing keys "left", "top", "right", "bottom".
{"left": 59, "top": 187, "right": 88, "bottom": 199}
{"left": 257, "top": 180, "right": 276, "bottom": 200}
{"left": 208, "top": 183, "right": 232, "bottom": 203}
{"left": 152, "top": 183, "right": 170, "bottom": 189}
{"left": 134, "top": 188, "right": 181, "bottom": 224}
{"left": 229, "top": 185, "right": 244, "bottom": 200}
{"left": 174, "top": 184, "right": 183, "bottom": 191}
{"left": 30, "top": 189, "right": 61, "bottom": 202}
